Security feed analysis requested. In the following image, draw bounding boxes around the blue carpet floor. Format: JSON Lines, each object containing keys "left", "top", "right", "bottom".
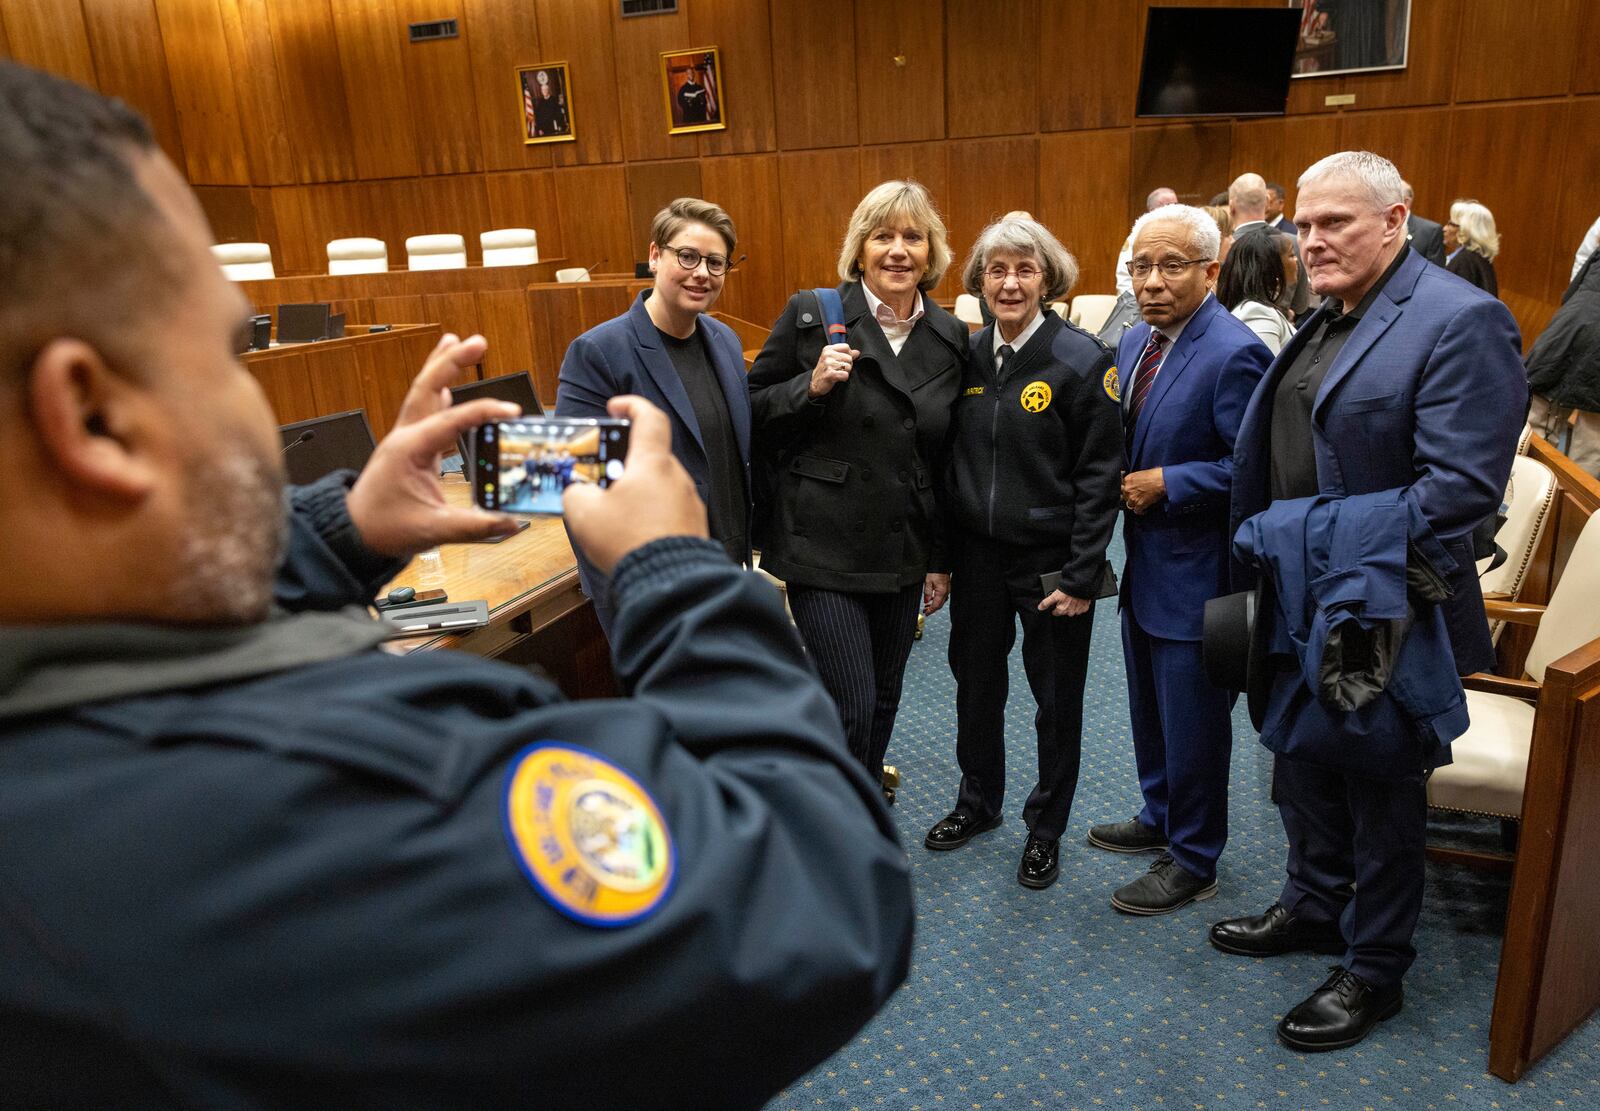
{"left": 766, "top": 528, "right": 1600, "bottom": 1110}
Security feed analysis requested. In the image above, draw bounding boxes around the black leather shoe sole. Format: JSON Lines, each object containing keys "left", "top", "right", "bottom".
{"left": 1277, "top": 993, "right": 1403, "bottom": 1052}
{"left": 924, "top": 814, "right": 1002, "bottom": 851}
{"left": 1086, "top": 828, "right": 1168, "bottom": 854}
{"left": 1209, "top": 929, "right": 1345, "bottom": 958}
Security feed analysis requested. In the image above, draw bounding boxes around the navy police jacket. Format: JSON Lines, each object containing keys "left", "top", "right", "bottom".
{"left": 0, "top": 475, "right": 913, "bottom": 1110}
{"left": 1234, "top": 490, "right": 1469, "bottom": 776}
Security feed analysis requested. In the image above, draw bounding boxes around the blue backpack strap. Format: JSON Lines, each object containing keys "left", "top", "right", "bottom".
{"left": 813, "top": 287, "right": 848, "bottom": 346}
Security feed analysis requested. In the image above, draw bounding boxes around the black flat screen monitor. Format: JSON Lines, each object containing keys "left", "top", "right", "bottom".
{"left": 450, "top": 371, "right": 545, "bottom": 465}
{"left": 1136, "top": 7, "right": 1300, "bottom": 118}
{"left": 279, "top": 409, "right": 376, "bottom": 486}
{"left": 276, "top": 302, "right": 333, "bottom": 344}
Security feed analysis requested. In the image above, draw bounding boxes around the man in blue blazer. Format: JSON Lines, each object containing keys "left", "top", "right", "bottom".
{"left": 1210, "top": 152, "right": 1526, "bottom": 1053}
{"left": 1088, "top": 206, "right": 1270, "bottom": 915}
{"left": 555, "top": 199, "right": 753, "bottom": 636}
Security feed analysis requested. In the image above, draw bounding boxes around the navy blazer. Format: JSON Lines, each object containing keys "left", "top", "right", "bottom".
{"left": 1229, "top": 247, "right": 1527, "bottom": 676}
{"left": 555, "top": 292, "right": 753, "bottom": 623}
{"left": 1116, "top": 295, "right": 1271, "bottom": 641}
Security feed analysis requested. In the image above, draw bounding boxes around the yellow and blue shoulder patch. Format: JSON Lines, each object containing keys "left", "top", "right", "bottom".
{"left": 1103, "top": 365, "right": 1121, "bottom": 403}
{"left": 503, "top": 742, "right": 675, "bottom": 928}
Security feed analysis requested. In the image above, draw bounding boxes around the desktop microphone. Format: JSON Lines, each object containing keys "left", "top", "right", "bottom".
{"left": 281, "top": 429, "right": 317, "bottom": 454}
{"left": 726, "top": 253, "right": 748, "bottom": 273}
{"left": 579, "top": 257, "right": 607, "bottom": 277}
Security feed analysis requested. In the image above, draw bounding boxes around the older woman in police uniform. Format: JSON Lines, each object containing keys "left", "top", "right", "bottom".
{"left": 922, "top": 215, "right": 1123, "bottom": 890}
{"left": 749, "top": 180, "right": 967, "bottom": 803}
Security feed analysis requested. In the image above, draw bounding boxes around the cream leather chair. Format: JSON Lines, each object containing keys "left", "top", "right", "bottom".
{"left": 405, "top": 234, "right": 467, "bottom": 271}
{"left": 1477, "top": 456, "right": 1559, "bottom": 644}
{"left": 480, "top": 228, "right": 539, "bottom": 267}
{"left": 1068, "top": 294, "right": 1117, "bottom": 334}
{"left": 211, "top": 242, "right": 275, "bottom": 281}
{"left": 1428, "top": 510, "right": 1600, "bottom": 820}
{"left": 555, "top": 267, "right": 592, "bottom": 283}
{"left": 327, "top": 237, "right": 388, "bottom": 275}
{"left": 1048, "top": 301, "right": 1069, "bottom": 320}
{"left": 953, "top": 293, "right": 984, "bottom": 326}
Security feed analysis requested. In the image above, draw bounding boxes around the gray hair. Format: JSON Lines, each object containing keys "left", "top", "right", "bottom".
{"left": 836, "top": 180, "right": 951, "bottom": 291}
{"left": 961, "top": 215, "right": 1079, "bottom": 303}
{"left": 1450, "top": 199, "right": 1501, "bottom": 261}
{"left": 1298, "top": 151, "right": 1405, "bottom": 212}
{"left": 1129, "top": 204, "right": 1221, "bottom": 262}
{"left": 1146, "top": 186, "right": 1177, "bottom": 211}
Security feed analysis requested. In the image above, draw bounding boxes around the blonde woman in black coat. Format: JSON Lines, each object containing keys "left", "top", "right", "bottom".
{"left": 749, "top": 180, "right": 967, "bottom": 802}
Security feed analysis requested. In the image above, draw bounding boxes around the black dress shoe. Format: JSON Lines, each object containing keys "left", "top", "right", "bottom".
{"left": 1277, "top": 967, "right": 1403, "bottom": 1052}
{"left": 1110, "top": 852, "right": 1217, "bottom": 915}
{"left": 1016, "top": 835, "right": 1059, "bottom": 889}
{"left": 924, "top": 810, "right": 1002, "bottom": 851}
{"left": 1210, "top": 902, "right": 1345, "bottom": 957}
{"left": 1086, "top": 817, "right": 1168, "bottom": 854}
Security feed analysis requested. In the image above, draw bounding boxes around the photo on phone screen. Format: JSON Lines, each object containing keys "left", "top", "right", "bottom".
{"left": 472, "top": 417, "right": 629, "bottom": 515}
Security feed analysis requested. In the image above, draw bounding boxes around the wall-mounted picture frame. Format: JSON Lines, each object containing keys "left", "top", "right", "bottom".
{"left": 1288, "top": 0, "right": 1412, "bottom": 78}
{"left": 660, "top": 47, "right": 726, "bottom": 135}
{"left": 519, "top": 62, "right": 576, "bottom": 144}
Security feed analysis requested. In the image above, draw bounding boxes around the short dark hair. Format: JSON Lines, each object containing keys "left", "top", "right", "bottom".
{"left": 0, "top": 62, "right": 173, "bottom": 391}
{"left": 1266, "top": 182, "right": 1286, "bottom": 200}
{"left": 1216, "top": 229, "right": 1286, "bottom": 311}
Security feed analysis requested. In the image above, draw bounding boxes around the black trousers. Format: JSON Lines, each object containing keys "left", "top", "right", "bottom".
{"left": 787, "top": 582, "right": 922, "bottom": 782}
{"left": 947, "top": 532, "right": 1094, "bottom": 842}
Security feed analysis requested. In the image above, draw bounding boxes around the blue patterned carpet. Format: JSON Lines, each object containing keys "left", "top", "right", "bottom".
{"left": 766, "top": 527, "right": 1600, "bottom": 1110}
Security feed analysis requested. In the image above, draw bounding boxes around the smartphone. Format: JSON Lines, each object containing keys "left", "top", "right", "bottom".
{"left": 471, "top": 416, "right": 629, "bottom": 514}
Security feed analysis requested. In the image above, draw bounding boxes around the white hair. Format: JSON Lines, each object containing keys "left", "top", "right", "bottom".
{"left": 1129, "top": 204, "right": 1221, "bottom": 261}
{"left": 1298, "top": 151, "right": 1405, "bottom": 212}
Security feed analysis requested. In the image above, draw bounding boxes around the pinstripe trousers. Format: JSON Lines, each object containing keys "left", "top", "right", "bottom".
{"left": 787, "top": 583, "right": 923, "bottom": 782}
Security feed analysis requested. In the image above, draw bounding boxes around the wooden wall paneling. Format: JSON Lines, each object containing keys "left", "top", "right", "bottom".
{"left": 248, "top": 187, "right": 281, "bottom": 258}
{"left": 484, "top": 169, "right": 564, "bottom": 260}
{"left": 625, "top": 161, "right": 705, "bottom": 256}
{"left": 394, "top": 0, "right": 482, "bottom": 175}
{"left": 945, "top": 137, "right": 1038, "bottom": 288}
{"left": 305, "top": 343, "right": 367, "bottom": 417}
{"left": 1454, "top": 0, "right": 1580, "bottom": 104}
{"left": 1037, "top": 129, "right": 1133, "bottom": 298}
{"left": 267, "top": 186, "right": 321, "bottom": 275}
{"left": 577, "top": 283, "right": 642, "bottom": 332}
{"left": 329, "top": 0, "right": 420, "bottom": 180}
{"left": 700, "top": 154, "right": 785, "bottom": 326}
{"left": 858, "top": 142, "right": 956, "bottom": 299}
{"left": 152, "top": 0, "right": 252, "bottom": 185}
{"left": 535, "top": 0, "right": 625, "bottom": 167}
{"left": 216, "top": 0, "right": 297, "bottom": 185}
{"left": 525, "top": 285, "right": 586, "bottom": 402}
{"left": 354, "top": 330, "right": 422, "bottom": 434}
{"left": 421, "top": 292, "right": 483, "bottom": 348}
{"left": 0, "top": 0, "right": 97, "bottom": 87}
{"left": 1337, "top": 108, "right": 1451, "bottom": 220}
{"left": 1550, "top": 100, "right": 1600, "bottom": 296}
{"left": 1341, "top": 0, "right": 1460, "bottom": 112}
{"left": 1228, "top": 115, "right": 1341, "bottom": 215}
{"left": 1038, "top": 0, "right": 1139, "bottom": 133}
{"left": 1575, "top": 5, "right": 1600, "bottom": 93}
{"left": 609, "top": 1, "right": 694, "bottom": 163}
{"left": 80, "top": 0, "right": 189, "bottom": 171}
{"left": 0, "top": 12, "right": 10, "bottom": 56}
{"left": 945, "top": 0, "right": 1038, "bottom": 139}
{"left": 778, "top": 149, "right": 862, "bottom": 291}
{"left": 195, "top": 186, "right": 261, "bottom": 245}
{"left": 687, "top": 0, "right": 777, "bottom": 156}
{"left": 768, "top": 0, "right": 859, "bottom": 151}
{"left": 368, "top": 294, "right": 426, "bottom": 328}
{"left": 462, "top": 0, "right": 553, "bottom": 173}
{"left": 248, "top": 348, "right": 319, "bottom": 424}
{"left": 855, "top": 0, "right": 944, "bottom": 146}
{"left": 1128, "top": 121, "right": 1232, "bottom": 211}
{"left": 404, "top": 174, "right": 493, "bottom": 254}
{"left": 476, "top": 289, "right": 540, "bottom": 386}
{"left": 264, "top": 0, "right": 360, "bottom": 183}
{"left": 552, "top": 164, "right": 632, "bottom": 276}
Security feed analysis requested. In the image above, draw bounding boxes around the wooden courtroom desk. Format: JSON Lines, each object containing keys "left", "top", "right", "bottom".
{"left": 381, "top": 478, "right": 614, "bottom": 698}
{"left": 243, "top": 324, "right": 442, "bottom": 437}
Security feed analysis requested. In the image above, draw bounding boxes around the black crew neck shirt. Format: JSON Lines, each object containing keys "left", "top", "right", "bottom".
{"left": 659, "top": 326, "right": 748, "bottom": 565}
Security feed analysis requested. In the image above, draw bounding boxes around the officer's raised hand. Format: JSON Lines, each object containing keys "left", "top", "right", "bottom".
{"left": 808, "top": 341, "right": 860, "bottom": 398}
{"left": 564, "top": 395, "right": 709, "bottom": 573}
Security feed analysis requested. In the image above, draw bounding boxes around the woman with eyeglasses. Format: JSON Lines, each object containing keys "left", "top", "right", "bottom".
{"left": 748, "top": 180, "right": 968, "bottom": 805}
{"left": 1444, "top": 199, "right": 1500, "bottom": 297}
{"left": 555, "top": 197, "right": 750, "bottom": 636}
{"left": 921, "top": 215, "right": 1122, "bottom": 890}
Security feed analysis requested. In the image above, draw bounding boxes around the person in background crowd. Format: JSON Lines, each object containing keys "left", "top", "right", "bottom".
{"left": 748, "top": 180, "right": 967, "bottom": 805}
{"left": 1115, "top": 187, "right": 1178, "bottom": 297}
{"left": 1527, "top": 240, "right": 1600, "bottom": 476}
{"left": 1205, "top": 204, "right": 1235, "bottom": 262}
{"left": 1445, "top": 199, "right": 1500, "bottom": 297}
{"left": 1399, "top": 180, "right": 1446, "bottom": 267}
{"left": 1218, "top": 229, "right": 1296, "bottom": 355}
{"left": 924, "top": 215, "right": 1121, "bottom": 891}
{"left": 1266, "top": 181, "right": 1295, "bottom": 235}
{"left": 1229, "top": 172, "right": 1309, "bottom": 321}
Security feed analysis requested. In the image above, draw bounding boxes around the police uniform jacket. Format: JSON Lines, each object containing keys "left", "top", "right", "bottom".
{"left": 944, "top": 312, "right": 1123, "bottom": 594}
{"left": 0, "top": 474, "right": 913, "bottom": 1110}
{"left": 749, "top": 280, "right": 967, "bottom": 592}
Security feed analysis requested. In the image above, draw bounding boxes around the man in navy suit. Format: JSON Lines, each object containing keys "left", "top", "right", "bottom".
{"left": 1087, "top": 206, "right": 1270, "bottom": 914}
{"left": 1210, "top": 152, "right": 1526, "bottom": 1052}
{"left": 556, "top": 198, "right": 752, "bottom": 635}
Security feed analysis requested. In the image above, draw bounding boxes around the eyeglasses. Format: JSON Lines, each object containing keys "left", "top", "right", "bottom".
{"left": 1126, "top": 257, "right": 1212, "bottom": 281}
{"left": 983, "top": 264, "right": 1042, "bottom": 283}
{"left": 661, "top": 244, "right": 731, "bottom": 276}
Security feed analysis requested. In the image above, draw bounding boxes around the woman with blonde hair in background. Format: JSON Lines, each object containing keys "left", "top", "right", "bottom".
{"left": 1445, "top": 199, "right": 1500, "bottom": 297}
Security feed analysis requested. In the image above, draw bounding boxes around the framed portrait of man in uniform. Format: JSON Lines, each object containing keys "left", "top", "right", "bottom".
{"left": 1288, "top": 0, "right": 1412, "bottom": 77}
{"left": 660, "top": 47, "right": 726, "bottom": 135}
{"left": 517, "top": 62, "right": 576, "bottom": 145}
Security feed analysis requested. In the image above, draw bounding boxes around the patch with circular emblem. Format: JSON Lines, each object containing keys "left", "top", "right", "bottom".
{"left": 1103, "top": 365, "right": 1121, "bottom": 403}
{"left": 1020, "top": 380, "right": 1053, "bottom": 413}
{"left": 502, "top": 742, "right": 675, "bottom": 928}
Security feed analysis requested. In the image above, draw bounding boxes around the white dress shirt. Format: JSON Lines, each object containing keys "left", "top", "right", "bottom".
{"left": 861, "top": 283, "right": 925, "bottom": 356}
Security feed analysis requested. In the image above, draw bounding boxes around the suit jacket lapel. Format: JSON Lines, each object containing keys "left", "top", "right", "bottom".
{"left": 1311, "top": 250, "right": 1424, "bottom": 425}
{"left": 845, "top": 282, "right": 944, "bottom": 400}
{"left": 627, "top": 292, "right": 704, "bottom": 455}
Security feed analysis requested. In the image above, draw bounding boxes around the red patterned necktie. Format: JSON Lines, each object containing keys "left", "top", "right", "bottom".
{"left": 1126, "top": 330, "right": 1168, "bottom": 431}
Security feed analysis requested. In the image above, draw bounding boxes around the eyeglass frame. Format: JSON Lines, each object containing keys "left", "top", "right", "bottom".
{"left": 658, "top": 242, "right": 734, "bottom": 277}
{"left": 1125, "top": 256, "right": 1213, "bottom": 282}
{"left": 981, "top": 263, "right": 1044, "bottom": 284}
